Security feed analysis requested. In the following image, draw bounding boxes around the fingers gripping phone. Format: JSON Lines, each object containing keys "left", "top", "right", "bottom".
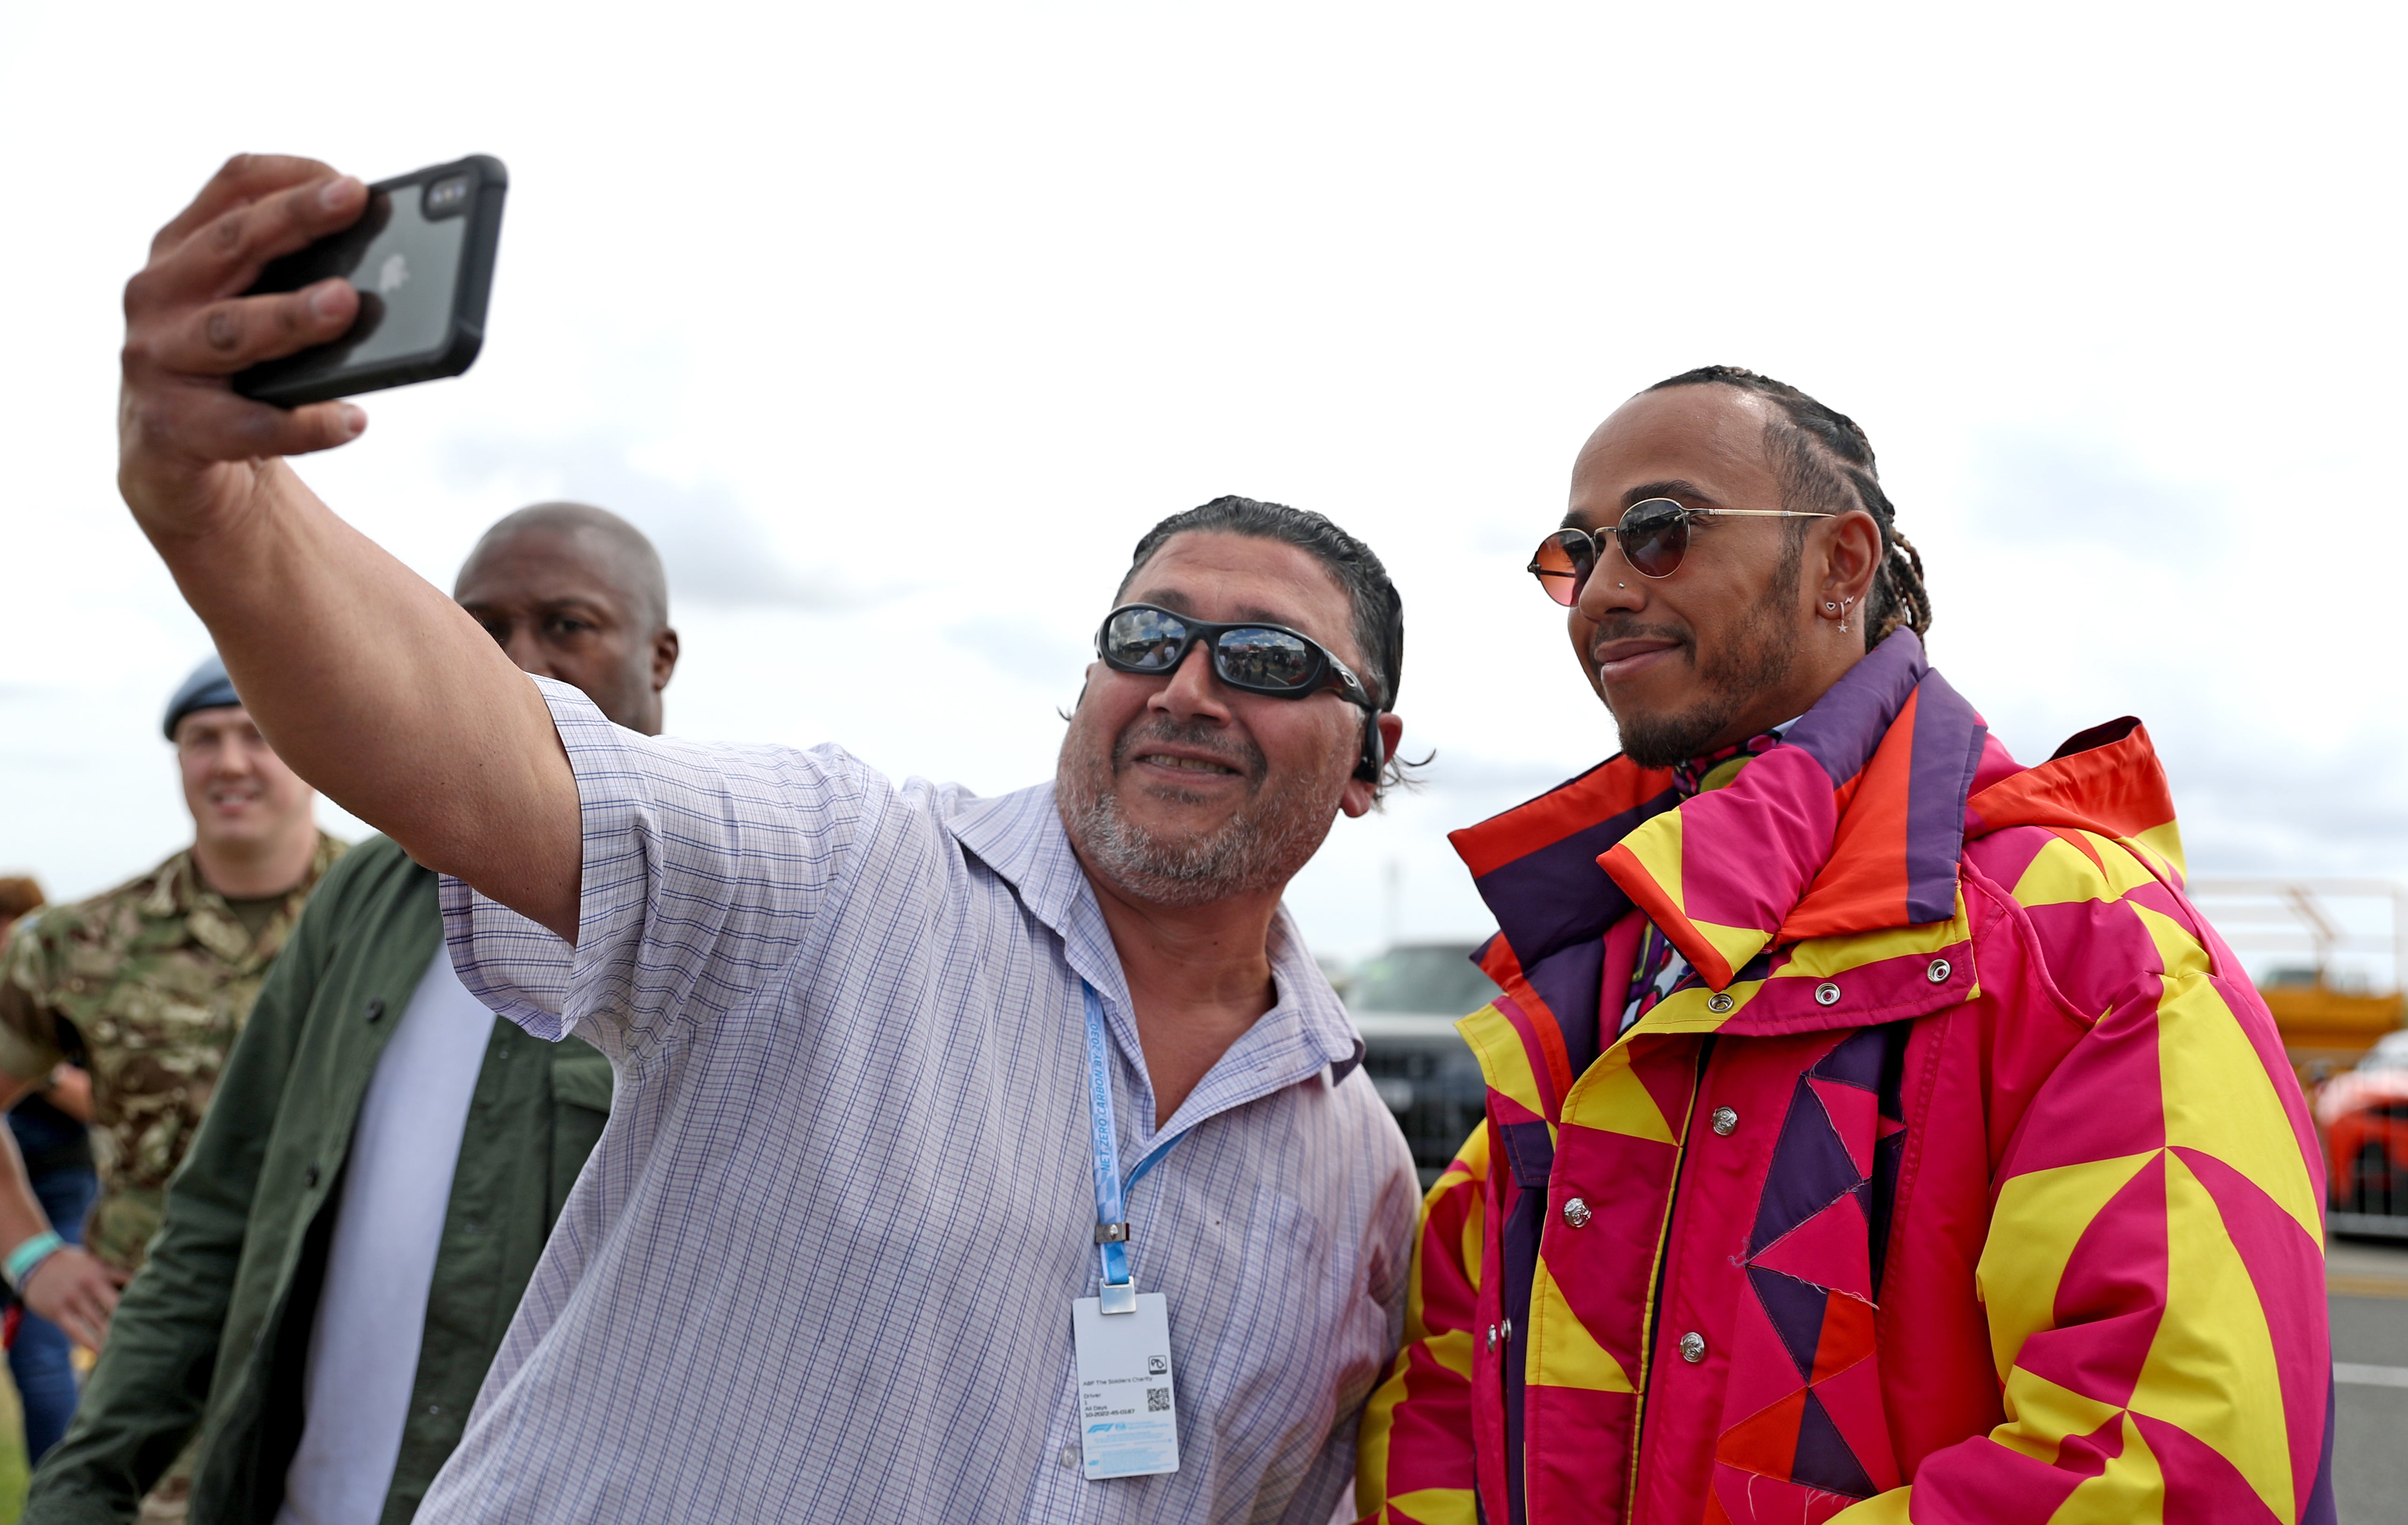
{"left": 233, "top": 155, "right": 507, "bottom": 407}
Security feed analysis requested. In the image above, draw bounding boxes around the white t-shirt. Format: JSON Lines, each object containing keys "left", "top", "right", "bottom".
{"left": 274, "top": 945, "right": 493, "bottom": 1525}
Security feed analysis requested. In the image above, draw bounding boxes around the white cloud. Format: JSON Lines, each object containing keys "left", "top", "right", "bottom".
{"left": 3, "top": 0, "right": 2402, "bottom": 965}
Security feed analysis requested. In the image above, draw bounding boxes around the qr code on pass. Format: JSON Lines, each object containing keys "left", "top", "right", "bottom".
{"left": 1147, "top": 1388, "right": 1170, "bottom": 1412}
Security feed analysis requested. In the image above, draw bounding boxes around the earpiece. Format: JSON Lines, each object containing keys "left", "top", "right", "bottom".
{"left": 1354, "top": 711, "right": 1386, "bottom": 785}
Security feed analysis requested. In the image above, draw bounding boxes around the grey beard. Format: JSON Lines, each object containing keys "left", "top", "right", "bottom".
{"left": 1061, "top": 780, "right": 1334, "bottom": 909}
{"left": 1057, "top": 717, "right": 1346, "bottom": 909}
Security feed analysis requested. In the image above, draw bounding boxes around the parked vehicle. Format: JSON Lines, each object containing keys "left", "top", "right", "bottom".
{"left": 1347, "top": 943, "right": 1500, "bottom": 1189}
{"left": 2316, "top": 1030, "right": 2408, "bottom": 1215}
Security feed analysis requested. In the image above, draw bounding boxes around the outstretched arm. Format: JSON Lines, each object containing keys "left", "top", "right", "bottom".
{"left": 119, "top": 155, "right": 579, "bottom": 937}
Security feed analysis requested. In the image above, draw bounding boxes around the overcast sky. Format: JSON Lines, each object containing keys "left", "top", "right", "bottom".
{"left": 4, "top": 2, "right": 2403, "bottom": 977}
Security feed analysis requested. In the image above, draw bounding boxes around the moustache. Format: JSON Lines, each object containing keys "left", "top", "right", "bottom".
{"left": 1586, "top": 619, "right": 1692, "bottom": 659}
{"left": 1112, "top": 716, "right": 1264, "bottom": 781}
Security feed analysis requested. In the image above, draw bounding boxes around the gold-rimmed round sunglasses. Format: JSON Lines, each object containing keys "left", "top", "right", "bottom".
{"left": 1528, "top": 498, "right": 1835, "bottom": 606}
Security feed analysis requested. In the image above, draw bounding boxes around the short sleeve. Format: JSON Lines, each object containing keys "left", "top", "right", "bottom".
{"left": 0, "top": 918, "right": 65, "bottom": 1083}
{"left": 441, "top": 676, "right": 888, "bottom": 1062}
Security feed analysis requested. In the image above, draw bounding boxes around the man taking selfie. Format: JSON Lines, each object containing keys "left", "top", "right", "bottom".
{"left": 109, "top": 155, "right": 1416, "bottom": 1524}
{"left": 22, "top": 503, "right": 673, "bottom": 1525}
{"left": 1353, "top": 369, "right": 2334, "bottom": 1523}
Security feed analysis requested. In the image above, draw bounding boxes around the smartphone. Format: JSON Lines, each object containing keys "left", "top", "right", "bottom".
{"left": 232, "top": 155, "right": 508, "bottom": 407}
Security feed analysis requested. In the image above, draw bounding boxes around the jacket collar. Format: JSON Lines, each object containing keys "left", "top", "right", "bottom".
{"left": 1452, "top": 630, "right": 1989, "bottom": 997}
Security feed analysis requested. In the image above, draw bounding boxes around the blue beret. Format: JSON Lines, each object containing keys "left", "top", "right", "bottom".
{"left": 163, "top": 654, "right": 242, "bottom": 741}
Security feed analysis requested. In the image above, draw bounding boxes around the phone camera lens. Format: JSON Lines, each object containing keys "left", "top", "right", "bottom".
{"left": 422, "top": 174, "right": 473, "bottom": 219}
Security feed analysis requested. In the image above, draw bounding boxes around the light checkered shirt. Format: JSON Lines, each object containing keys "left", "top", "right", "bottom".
{"left": 422, "top": 679, "right": 1418, "bottom": 1524}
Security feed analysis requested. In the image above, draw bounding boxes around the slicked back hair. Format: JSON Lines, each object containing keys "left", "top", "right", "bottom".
{"left": 1116, "top": 495, "right": 1414, "bottom": 794}
{"left": 1644, "top": 366, "right": 1934, "bottom": 649}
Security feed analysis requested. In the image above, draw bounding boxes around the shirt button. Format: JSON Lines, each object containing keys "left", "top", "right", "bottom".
{"left": 1706, "top": 992, "right": 1734, "bottom": 1013}
{"left": 1059, "top": 1444, "right": 1079, "bottom": 1468}
{"left": 426, "top": 1402, "right": 443, "bottom": 1416}
{"left": 1486, "top": 1323, "right": 1498, "bottom": 1352}
{"left": 1561, "top": 1197, "right": 1593, "bottom": 1229}
{"left": 1928, "top": 958, "right": 1952, "bottom": 983}
{"left": 364, "top": 997, "right": 386, "bottom": 1024}
{"left": 1710, "top": 1106, "right": 1739, "bottom": 1136}
{"left": 1814, "top": 981, "right": 1842, "bottom": 1007}
{"left": 1678, "top": 1331, "right": 1707, "bottom": 1364}
{"left": 302, "top": 1164, "right": 321, "bottom": 1188}
{"left": 1501, "top": 1318, "right": 1513, "bottom": 1345}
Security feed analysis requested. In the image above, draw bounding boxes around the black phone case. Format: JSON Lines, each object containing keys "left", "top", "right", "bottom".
{"left": 232, "top": 154, "right": 508, "bottom": 407}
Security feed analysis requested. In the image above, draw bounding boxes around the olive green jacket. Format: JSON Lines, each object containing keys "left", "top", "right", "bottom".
{"left": 23, "top": 837, "right": 614, "bottom": 1525}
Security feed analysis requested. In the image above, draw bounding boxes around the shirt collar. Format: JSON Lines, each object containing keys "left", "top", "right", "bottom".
{"left": 944, "top": 782, "right": 1366, "bottom": 1092}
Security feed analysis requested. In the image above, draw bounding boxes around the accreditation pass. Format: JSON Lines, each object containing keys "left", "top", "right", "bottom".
{"left": 1071, "top": 1293, "right": 1180, "bottom": 1478}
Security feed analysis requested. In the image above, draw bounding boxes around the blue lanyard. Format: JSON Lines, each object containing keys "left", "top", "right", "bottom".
{"left": 1083, "top": 980, "right": 1181, "bottom": 1315}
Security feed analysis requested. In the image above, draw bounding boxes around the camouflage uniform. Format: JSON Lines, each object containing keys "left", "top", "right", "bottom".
{"left": 0, "top": 835, "right": 345, "bottom": 1272}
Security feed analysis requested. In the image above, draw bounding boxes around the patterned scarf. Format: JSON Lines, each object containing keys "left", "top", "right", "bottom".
{"left": 1618, "top": 720, "right": 1797, "bottom": 1034}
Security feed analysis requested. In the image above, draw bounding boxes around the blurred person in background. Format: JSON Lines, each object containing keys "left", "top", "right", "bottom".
{"left": 104, "top": 154, "right": 1417, "bottom": 1525}
{"left": 0, "top": 872, "right": 102, "bottom": 1469}
{"left": 0, "top": 879, "right": 45, "bottom": 935}
{"left": 24, "top": 504, "right": 675, "bottom": 1525}
{"left": 0, "top": 876, "right": 103, "bottom": 1470}
{"left": 0, "top": 657, "right": 343, "bottom": 1520}
{"left": 1354, "top": 368, "right": 2334, "bottom": 1524}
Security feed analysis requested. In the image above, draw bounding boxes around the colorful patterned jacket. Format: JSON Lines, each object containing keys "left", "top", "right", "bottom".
{"left": 1355, "top": 631, "right": 2333, "bottom": 1525}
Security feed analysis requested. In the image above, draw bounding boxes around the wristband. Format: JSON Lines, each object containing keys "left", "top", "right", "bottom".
{"left": 5, "top": 1231, "right": 63, "bottom": 1292}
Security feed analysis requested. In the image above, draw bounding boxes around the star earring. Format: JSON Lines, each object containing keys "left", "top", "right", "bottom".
{"left": 1838, "top": 596, "right": 1855, "bottom": 634}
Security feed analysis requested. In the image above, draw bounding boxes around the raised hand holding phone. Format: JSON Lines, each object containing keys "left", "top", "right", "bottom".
{"left": 233, "top": 154, "right": 506, "bottom": 406}
{"left": 119, "top": 155, "right": 378, "bottom": 541}
{"left": 118, "top": 154, "right": 582, "bottom": 941}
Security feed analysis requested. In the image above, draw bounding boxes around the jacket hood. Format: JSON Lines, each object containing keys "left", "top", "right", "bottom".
{"left": 1450, "top": 630, "right": 2185, "bottom": 1043}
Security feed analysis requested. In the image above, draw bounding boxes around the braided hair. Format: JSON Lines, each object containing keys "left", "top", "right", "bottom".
{"left": 1643, "top": 365, "right": 1933, "bottom": 650}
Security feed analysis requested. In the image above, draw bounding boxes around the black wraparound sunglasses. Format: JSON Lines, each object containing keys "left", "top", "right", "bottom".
{"left": 1528, "top": 497, "right": 1834, "bottom": 605}
{"left": 1096, "top": 604, "right": 1377, "bottom": 710}
{"left": 1094, "top": 603, "right": 1388, "bottom": 784}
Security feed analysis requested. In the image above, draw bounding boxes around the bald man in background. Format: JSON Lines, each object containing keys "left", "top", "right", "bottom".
{"left": 24, "top": 504, "right": 678, "bottom": 1525}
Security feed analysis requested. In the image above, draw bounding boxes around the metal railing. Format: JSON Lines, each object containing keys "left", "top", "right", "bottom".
{"left": 2188, "top": 879, "right": 2407, "bottom": 1236}
{"left": 2185, "top": 877, "right": 2404, "bottom": 985}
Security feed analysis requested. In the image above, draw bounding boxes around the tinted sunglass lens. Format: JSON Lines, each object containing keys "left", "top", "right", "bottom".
{"left": 1216, "top": 628, "right": 1316, "bottom": 689}
{"left": 1104, "top": 607, "right": 1190, "bottom": 670}
{"left": 1618, "top": 500, "right": 1691, "bottom": 578}
{"left": 1530, "top": 532, "right": 1593, "bottom": 606}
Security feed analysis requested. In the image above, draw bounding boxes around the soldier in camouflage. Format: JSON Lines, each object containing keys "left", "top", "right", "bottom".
{"left": 0, "top": 658, "right": 340, "bottom": 1338}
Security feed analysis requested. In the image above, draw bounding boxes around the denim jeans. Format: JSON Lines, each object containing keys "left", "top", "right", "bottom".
{"left": 11, "top": 1163, "right": 98, "bottom": 1464}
